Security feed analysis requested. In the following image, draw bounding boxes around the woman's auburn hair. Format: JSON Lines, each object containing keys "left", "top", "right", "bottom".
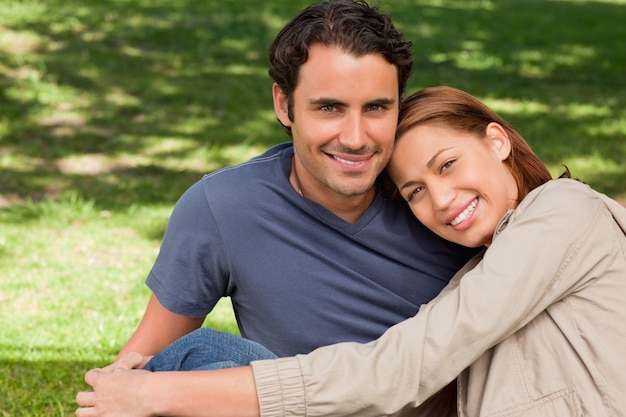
{"left": 395, "top": 86, "right": 553, "bottom": 202}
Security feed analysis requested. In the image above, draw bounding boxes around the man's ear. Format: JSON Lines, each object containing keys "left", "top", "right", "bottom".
{"left": 272, "top": 83, "right": 292, "bottom": 127}
{"left": 485, "top": 122, "right": 512, "bottom": 161}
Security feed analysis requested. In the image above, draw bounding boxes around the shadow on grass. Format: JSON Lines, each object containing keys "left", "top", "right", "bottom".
{"left": 1, "top": 0, "right": 625, "bottom": 213}
{"left": 0, "top": 356, "right": 103, "bottom": 417}
{"left": 0, "top": 321, "right": 238, "bottom": 416}
{"left": 0, "top": 0, "right": 313, "bottom": 213}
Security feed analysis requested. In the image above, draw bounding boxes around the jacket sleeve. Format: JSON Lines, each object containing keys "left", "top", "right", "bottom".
{"left": 251, "top": 179, "right": 610, "bottom": 417}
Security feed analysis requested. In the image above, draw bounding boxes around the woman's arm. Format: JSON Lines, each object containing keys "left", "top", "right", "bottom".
{"left": 78, "top": 180, "right": 612, "bottom": 417}
{"left": 250, "top": 180, "right": 610, "bottom": 417}
{"left": 76, "top": 366, "right": 260, "bottom": 417}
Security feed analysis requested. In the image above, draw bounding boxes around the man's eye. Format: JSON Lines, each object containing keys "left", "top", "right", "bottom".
{"left": 320, "top": 105, "right": 335, "bottom": 112}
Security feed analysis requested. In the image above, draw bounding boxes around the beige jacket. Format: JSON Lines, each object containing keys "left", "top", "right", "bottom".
{"left": 252, "top": 179, "right": 626, "bottom": 417}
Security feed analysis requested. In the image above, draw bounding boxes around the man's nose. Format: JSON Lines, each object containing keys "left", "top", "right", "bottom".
{"left": 339, "top": 113, "right": 368, "bottom": 149}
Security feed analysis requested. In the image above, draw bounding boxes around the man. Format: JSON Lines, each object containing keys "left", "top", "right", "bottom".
{"left": 76, "top": 1, "right": 478, "bottom": 414}
{"left": 114, "top": 0, "right": 475, "bottom": 363}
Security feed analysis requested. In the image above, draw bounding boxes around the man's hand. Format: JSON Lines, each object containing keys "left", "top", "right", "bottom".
{"left": 76, "top": 368, "right": 154, "bottom": 417}
{"left": 100, "top": 352, "right": 153, "bottom": 374}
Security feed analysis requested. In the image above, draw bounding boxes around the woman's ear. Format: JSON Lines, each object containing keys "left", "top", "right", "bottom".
{"left": 272, "top": 83, "right": 292, "bottom": 127}
{"left": 485, "top": 122, "right": 512, "bottom": 161}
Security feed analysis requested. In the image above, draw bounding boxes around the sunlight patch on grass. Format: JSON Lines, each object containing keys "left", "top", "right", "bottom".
{"left": 175, "top": 116, "right": 221, "bottom": 135}
{"left": 262, "top": 9, "right": 297, "bottom": 33}
{"left": 559, "top": 154, "right": 623, "bottom": 172}
{"left": 454, "top": 47, "right": 503, "bottom": 71}
{"left": 218, "top": 143, "right": 271, "bottom": 164}
{"left": 560, "top": 102, "right": 611, "bottom": 118}
{"left": 549, "top": 154, "right": 626, "bottom": 201}
{"left": 425, "top": 0, "right": 495, "bottom": 9}
{"left": 0, "top": 27, "right": 42, "bottom": 55}
{"left": 235, "top": 109, "right": 284, "bottom": 139}
{"left": 551, "top": 153, "right": 626, "bottom": 197}
{"left": 104, "top": 86, "right": 142, "bottom": 107}
{"left": 0, "top": 1, "right": 47, "bottom": 22}
{"left": 554, "top": 44, "right": 595, "bottom": 66}
{"left": 0, "top": 147, "right": 45, "bottom": 171}
{"left": 585, "top": 111, "right": 626, "bottom": 137}
{"left": 5, "top": 68, "right": 86, "bottom": 116}
{"left": 56, "top": 153, "right": 131, "bottom": 175}
{"left": 485, "top": 98, "right": 549, "bottom": 115}
{"left": 223, "top": 63, "right": 268, "bottom": 76}
{"left": 514, "top": 44, "right": 596, "bottom": 78}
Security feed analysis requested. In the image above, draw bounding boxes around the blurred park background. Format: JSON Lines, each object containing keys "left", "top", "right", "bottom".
{"left": 1, "top": 0, "right": 625, "bottom": 415}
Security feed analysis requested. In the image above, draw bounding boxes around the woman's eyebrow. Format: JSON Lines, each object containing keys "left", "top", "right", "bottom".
{"left": 427, "top": 147, "right": 453, "bottom": 168}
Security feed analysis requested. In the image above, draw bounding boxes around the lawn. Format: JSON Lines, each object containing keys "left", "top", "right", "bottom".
{"left": 1, "top": 0, "right": 625, "bottom": 415}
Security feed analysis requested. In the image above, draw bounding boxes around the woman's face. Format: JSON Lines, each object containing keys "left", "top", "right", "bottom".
{"left": 388, "top": 122, "right": 519, "bottom": 247}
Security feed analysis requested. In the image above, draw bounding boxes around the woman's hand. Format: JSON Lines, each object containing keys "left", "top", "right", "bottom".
{"left": 76, "top": 365, "right": 261, "bottom": 417}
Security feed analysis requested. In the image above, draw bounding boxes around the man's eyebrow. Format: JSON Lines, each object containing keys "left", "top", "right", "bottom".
{"left": 307, "top": 97, "right": 397, "bottom": 106}
{"left": 367, "top": 97, "right": 397, "bottom": 105}
{"left": 308, "top": 97, "right": 345, "bottom": 106}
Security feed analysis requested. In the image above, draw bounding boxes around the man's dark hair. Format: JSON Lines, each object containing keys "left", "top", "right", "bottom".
{"left": 269, "top": 0, "right": 414, "bottom": 135}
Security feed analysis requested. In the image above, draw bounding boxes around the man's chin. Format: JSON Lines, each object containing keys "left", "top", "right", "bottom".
{"left": 332, "top": 182, "right": 377, "bottom": 198}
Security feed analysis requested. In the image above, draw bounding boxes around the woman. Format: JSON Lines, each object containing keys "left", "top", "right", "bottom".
{"left": 77, "top": 87, "right": 626, "bottom": 417}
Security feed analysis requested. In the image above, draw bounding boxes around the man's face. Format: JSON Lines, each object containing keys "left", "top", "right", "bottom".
{"left": 274, "top": 44, "right": 399, "bottom": 202}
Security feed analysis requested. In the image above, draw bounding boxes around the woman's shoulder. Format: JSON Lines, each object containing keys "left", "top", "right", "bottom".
{"left": 511, "top": 179, "right": 604, "bottom": 230}
{"left": 531, "top": 177, "right": 594, "bottom": 196}
{"left": 521, "top": 178, "right": 599, "bottom": 210}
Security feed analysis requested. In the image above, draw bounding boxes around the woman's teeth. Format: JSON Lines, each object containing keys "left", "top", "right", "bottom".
{"left": 450, "top": 198, "right": 477, "bottom": 226}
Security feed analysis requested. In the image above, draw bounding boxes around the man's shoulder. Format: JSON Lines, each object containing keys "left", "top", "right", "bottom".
{"left": 203, "top": 142, "right": 291, "bottom": 182}
{"left": 181, "top": 142, "right": 292, "bottom": 211}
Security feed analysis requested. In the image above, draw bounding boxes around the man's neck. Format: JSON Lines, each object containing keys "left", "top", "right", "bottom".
{"left": 290, "top": 158, "right": 377, "bottom": 224}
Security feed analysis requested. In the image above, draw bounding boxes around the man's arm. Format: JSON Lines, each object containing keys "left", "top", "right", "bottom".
{"left": 117, "top": 293, "right": 205, "bottom": 360}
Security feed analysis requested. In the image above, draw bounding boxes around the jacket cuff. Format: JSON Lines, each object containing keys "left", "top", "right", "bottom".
{"left": 251, "top": 357, "right": 307, "bottom": 417}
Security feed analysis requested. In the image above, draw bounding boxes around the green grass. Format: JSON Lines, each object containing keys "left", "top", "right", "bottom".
{"left": 1, "top": 0, "right": 625, "bottom": 415}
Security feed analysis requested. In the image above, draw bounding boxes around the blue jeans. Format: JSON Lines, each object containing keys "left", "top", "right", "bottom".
{"left": 144, "top": 328, "right": 278, "bottom": 372}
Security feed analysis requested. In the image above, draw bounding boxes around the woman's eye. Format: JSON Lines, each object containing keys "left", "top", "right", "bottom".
{"left": 407, "top": 186, "right": 424, "bottom": 202}
{"left": 440, "top": 160, "right": 455, "bottom": 172}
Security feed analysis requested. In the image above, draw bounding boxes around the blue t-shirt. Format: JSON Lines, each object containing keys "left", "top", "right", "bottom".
{"left": 147, "top": 143, "right": 477, "bottom": 356}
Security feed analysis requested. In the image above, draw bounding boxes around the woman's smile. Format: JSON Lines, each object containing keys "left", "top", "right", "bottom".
{"left": 448, "top": 197, "right": 478, "bottom": 229}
